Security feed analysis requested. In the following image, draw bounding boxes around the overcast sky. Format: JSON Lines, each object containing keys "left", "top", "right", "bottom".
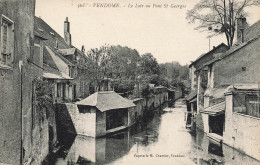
{"left": 36, "top": 0, "right": 260, "bottom": 65}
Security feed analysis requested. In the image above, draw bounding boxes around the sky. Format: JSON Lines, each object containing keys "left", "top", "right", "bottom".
{"left": 36, "top": 0, "right": 260, "bottom": 65}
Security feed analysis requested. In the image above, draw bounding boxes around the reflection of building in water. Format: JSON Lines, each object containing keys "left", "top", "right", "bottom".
{"left": 56, "top": 131, "right": 133, "bottom": 164}
{"left": 54, "top": 115, "right": 162, "bottom": 165}
{"left": 191, "top": 129, "right": 260, "bottom": 165}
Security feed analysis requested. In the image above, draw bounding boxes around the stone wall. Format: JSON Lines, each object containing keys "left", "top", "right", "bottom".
{"left": 145, "top": 91, "right": 168, "bottom": 111}
{"left": 213, "top": 38, "right": 260, "bottom": 88}
{"left": 128, "top": 98, "right": 146, "bottom": 126}
{"left": 96, "top": 111, "right": 106, "bottom": 137}
{"left": 55, "top": 104, "right": 77, "bottom": 137}
{"left": 223, "top": 94, "right": 260, "bottom": 160}
{"left": 0, "top": 1, "right": 53, "bottom": 164}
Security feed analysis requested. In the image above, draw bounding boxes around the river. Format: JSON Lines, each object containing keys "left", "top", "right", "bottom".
{"left": 46, "top": 99, "right": 260, "bottom": 165}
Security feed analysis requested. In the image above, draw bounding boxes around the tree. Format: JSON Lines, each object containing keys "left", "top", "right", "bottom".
{"left": 159, "top": 61, "right": 189, "bottom": 88}
{"left": 80, "top": 45, "right": 112, "bottom": 91}
{"left": 79, "top": 44, "right": 141, "bottom": 93}
{"left": 186, "top": 0, "right": 260, "bottom": 47}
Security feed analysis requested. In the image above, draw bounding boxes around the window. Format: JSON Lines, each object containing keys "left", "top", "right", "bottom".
{"left": 69, "top": 66, "right": 72, "bottom": 77}
{"left": 234, "top": 93, "right": 260, "bottom": 118}
{"left": 0, "top": 15, "right": 14, "bottom": 67}
{"left": 73, "top": 85, "right": 76, "bottom": 100}
{"left": 57, "top": 83, "right": 63, "bottom": 97}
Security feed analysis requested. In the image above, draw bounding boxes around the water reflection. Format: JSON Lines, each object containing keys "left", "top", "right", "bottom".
{"left": 49, "top": 100, "right": 260, "bottom": 165}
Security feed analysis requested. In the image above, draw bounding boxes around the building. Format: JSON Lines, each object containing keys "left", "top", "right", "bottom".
{"left": 189, "top": 43, "right": 229, "bottom": 91}
{"left": 0, "top": 1, "right": 55, "bottom": 164}
{"left": 186, "top": 43, "right": 229, "bottom": 129}
{"left": 55, "top": 91, "right": 135, "bottom": 137}
{"left": 196, "top": 17, "right": 260, "bottom": 160}
{"left": 34, "top": 16, "right": 92, "bottom": 102}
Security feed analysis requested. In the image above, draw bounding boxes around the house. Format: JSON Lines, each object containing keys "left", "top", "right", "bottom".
{"left": 34, "top": 16, "right": 94, "bottom": 103}
{"left": 186, "top": 43, "right": 229, "bottom": 129}
{"left": 196, "top": 16, "right": 260, "bottom": 160}
{"left": 35, "top": 16, "right": 113, "bottom": 100}
{"left": 0, "top": 1, "right": 55, "bottom": 164}
{"left": 56, "top": 91, "right": 135, "bottom": 137}
{"left": 189, "top": 42, "right": 229, "bottom": 91}
{"left": 224, "top": 84, "right": 260, "bottom": 160}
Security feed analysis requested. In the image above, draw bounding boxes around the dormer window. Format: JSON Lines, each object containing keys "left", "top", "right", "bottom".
{"left": 0, "top": 14, "right": 14, "bottom": 67}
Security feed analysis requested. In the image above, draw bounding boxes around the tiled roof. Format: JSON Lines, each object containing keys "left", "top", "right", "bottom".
{"left": 35, "top": 16, "right": 76, "bottom": 71}
{"left": 244, "top": 20, "right": 260, "bottom": 42}
{"left": 199, "top": 20, "right": 260, "bottom": 69}
{"left": 34, "top": 16, "right": 71, "bottom": 49}
{"left": 201, "top": 36, "right": 259, "bottom": 69}
{"left": 189, "top": 43, "right": 228, "bottom": 67}
{"left": 34, "top": 30, "right": 48, "bottom": 40}
{"left": 201, "top": 101, "right": 225, "bottom": 116}
{"left": 75, "top": 91, "right": 136, "bottom": 112}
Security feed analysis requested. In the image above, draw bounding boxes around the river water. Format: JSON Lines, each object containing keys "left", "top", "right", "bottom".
{"left": 47, "top": 99, "right": 260, "bottom": 165}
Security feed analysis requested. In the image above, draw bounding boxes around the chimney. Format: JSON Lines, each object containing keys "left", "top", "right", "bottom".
{"left": 235, "top": 15, "right": 247, "bottom": 43}
{"left": 64, "top": 17, "right": 71, "bottom": 46}
{"left": 81, "top": 45, "right": 85, "bottom": 53}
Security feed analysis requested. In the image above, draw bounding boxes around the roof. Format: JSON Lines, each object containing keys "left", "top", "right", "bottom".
{"left": 75, "top": 91, "right": 136, "bottom": 112}
{"left": 186, "top": 90, "right": 197, "bottom": 101}
{"left": 205, "top": 84, "right": 260, "bottom": 98}
{"left": 43, "top": 64, "right": 72, "bottom": 80}
{"left": 204, "top": 87, "right": 229, "bottom": 98}
{"left": 200, "top": 20, "right": 260, "bottom": 69}
{"left": 189, "top": 43, "right": 228, "bottom": 68}
{"left": 202, "top": 36, "right": 259, "bottom": 68}
{"left": 228, "top": 83, "right": 260, "bottom": 91}
{"left": 189, "top": 97, "right": 197, "bottom": 103}
{"left": 35, "top": 16, "right": 76, "bottom": 66}
{"left": 58, "top": 48, "right": 76, "bottom": 56}
{"left": 244, "top": 20, "right": 260, "bottom": 42}
{"left": 34, "top": 30, "right": 48, "bottom": 40}
{"left": 43, "top": 72, "right": 72, "bottom": 79}
{"left": 34, "top": 16, "right": 71, "bottom": 49}
{"left": 201, "top": 101, "right": 225, "bottom": 116}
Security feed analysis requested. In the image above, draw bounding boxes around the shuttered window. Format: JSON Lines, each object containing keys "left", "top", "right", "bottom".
{"left": 0, "top": 15, "right": 14, "bottom": 67}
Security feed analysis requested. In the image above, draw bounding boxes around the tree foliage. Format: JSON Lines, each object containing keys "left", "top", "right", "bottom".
{"left": 159, "top": 62, "right": 189, "bottom": 88}
{"left": 80, "top": 45, "right": 112, "bottom": 91}
{"left": 137, "top": 53, "right": 161, "bottom": 85}
{"left": 79, "top": 44, "right": 164, "bottom": 95}
{"left": 186, "top": 0, "right": 260, "bottom": 47}
{"left": 34, "top": 78, "right": 53, "bottom": 111}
